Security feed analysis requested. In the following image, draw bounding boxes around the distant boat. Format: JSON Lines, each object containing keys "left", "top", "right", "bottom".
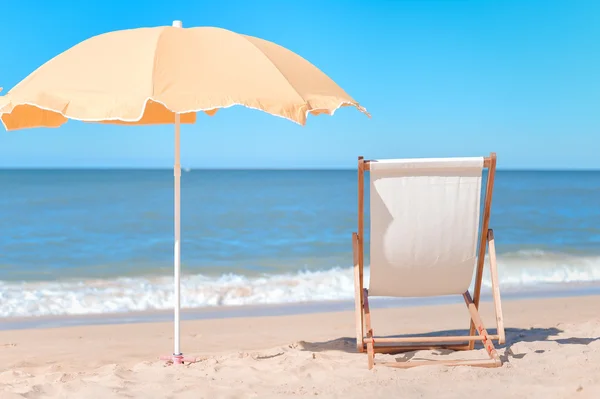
{"left": 183, "top": 167, "right": 191, "bottom": 173}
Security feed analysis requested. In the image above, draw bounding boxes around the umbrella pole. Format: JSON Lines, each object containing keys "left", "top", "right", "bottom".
{"left": 160, "top": 19, "right": 196, "bottom": 366}
{"left": 174, "top": 113, "right": 182, "bottom": 358}
{"left": 161, "top": 111, "right": 196, "bottom": 365}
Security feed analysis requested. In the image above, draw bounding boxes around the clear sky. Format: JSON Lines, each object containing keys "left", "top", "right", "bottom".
{"left": 1, "top": 0, "right": 599, "bottom": 169}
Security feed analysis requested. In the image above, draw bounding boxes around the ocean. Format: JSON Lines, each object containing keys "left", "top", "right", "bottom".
{"left": 1, "top": 169, "right": 600, "bottom": 320}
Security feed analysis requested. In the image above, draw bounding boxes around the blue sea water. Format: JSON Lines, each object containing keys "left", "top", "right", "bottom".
{"left": 1, "top": 169, "right": 599, "bottom": 318}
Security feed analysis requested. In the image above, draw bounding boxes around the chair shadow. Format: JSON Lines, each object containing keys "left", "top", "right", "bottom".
{"left": 299, "top": 327, "right": 600, "bottom": 364}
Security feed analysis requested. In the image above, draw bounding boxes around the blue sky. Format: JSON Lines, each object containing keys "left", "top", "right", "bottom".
{"left": 1, "top": 0, "right": 599, "bottom": 169}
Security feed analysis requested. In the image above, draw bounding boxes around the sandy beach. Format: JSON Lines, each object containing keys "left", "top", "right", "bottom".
{"left": 1, "top": 295, "right": 599, "bottom": 398}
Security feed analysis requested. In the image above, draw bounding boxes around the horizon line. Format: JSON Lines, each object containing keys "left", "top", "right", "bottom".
{"left": 1, "top": 167, "right": 600, "bottom": 172}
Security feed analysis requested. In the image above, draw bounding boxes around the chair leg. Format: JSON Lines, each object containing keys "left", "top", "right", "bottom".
{"left": 463, "top": 291, "right": 501, "bottom": 364}
{"left": 487, "top": 229, "right": 505, "bottom": 344}
{"left": 469, "top": 227, "right": 502, "bottom": 349}
{"left": 352, "top": 233, "right": 364, "bottom": 352}
{"left": 363, "top": 288, "right": 375, "bottom": 369}
{"left": 367, "top": 337, "right": 375, "bottom": 369}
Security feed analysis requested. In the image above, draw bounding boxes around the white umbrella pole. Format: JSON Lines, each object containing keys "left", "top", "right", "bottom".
{"left": 173, "top": 112, "right": 182, "bottom": 357}
{"left": 161, "top": 19, "right": 196, "bottom": 366}
{"left": 162, "top": 111, "right": 195, "bottom": 365}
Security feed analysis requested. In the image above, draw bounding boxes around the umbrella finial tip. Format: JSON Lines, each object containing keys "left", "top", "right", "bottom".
{"left": 172, "top": 20, "right": 182, "bottom": 28}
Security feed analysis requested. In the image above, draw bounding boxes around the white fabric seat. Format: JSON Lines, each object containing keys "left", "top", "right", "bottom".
{"left": 368, "top": 157, "right": 484, "bottom": 297}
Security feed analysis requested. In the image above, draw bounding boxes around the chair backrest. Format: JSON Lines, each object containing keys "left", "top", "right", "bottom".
{"left": 368, "top": 157, "right": 485, "bottom": 297}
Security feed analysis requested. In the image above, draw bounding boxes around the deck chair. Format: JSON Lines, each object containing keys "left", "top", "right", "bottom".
{"left": 352, "top": 153, "right": 505, "bottom": 369}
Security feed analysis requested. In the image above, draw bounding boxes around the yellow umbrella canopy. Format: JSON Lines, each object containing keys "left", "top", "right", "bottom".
{"left": 0, "top": 24, "right": 368, "bottom": 130}
{"left": 0, "top": 21, "right": 368, "bottom": 364}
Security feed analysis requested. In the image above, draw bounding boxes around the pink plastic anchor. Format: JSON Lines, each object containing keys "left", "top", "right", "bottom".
{"left": 160, "top": 353, "right": 197, "bottom": 365}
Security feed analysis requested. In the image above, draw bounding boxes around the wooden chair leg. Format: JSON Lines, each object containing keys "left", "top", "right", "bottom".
{"left": 352, "top": 233, "right": 364, "bottom": 352}
{"left": 367, "top": 334, "right": 375, "bottom": 370}
{"left": 363, "top": 289, "right": 375, "bottom": 369}
{"left": 463, "top": 291, "right": 501, "bottom": 364}
{"left": 487, "top": 229, "right": 505, "bottom": 344}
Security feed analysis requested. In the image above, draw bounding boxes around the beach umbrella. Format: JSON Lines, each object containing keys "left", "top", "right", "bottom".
{"left": 0, "top": 21, "right": 369, "bottom": 364}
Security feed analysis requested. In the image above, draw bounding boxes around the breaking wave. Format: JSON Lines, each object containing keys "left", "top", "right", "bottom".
{"left": 2, "top": 250, "right": 600, "bottom": 317}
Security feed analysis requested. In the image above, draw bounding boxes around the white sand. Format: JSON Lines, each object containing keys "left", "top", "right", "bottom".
{"left": 1, "top": 295, "right": 599, "bottom": 398}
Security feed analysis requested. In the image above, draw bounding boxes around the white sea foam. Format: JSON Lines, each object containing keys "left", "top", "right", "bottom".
{"left": 2, "top": 251, "right": 600, "bottom": 317}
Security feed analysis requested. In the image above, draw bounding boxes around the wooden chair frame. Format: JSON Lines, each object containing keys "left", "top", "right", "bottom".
{"left": 352, "top": 152, "right": 505, "bottom": 369}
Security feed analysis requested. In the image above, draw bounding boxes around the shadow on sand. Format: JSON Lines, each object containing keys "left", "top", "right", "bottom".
{"left": 300, "top": 327, "right": 600, "bottom": 363}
